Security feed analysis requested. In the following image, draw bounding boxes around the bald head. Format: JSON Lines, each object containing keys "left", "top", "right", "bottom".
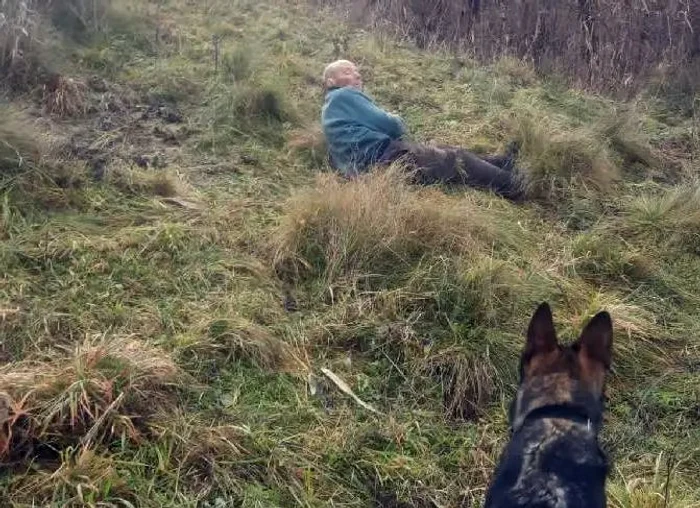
{"left": 323, "top": 60, "right": 363, "bottom": 89}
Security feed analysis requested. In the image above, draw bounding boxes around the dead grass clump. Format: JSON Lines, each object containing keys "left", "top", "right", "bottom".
{"left": 178, "top": 317, "right": 289, "bottom": 372}
{"left": 199, "top": 79, "right": 296, "bottom": 150}
{"left": 0, "top": 109, "right": 90, "bottom": 209}
{"left": 7, "top": 449, "right": 136, "bottom": 507}
{"left": 151, "top": 415, "right": 252, "bottom": 496}
{"left": 4, "top": 162, "right": 90, "bottom": 211}
{"left": 208, "top": 80, "right": 293, "bottom": 125}
{"left": 597, "top": 113, "right": 659, "bottom": 170}
{"left": 0, "top": 335, "right": 188, "bottom": 464}
{"left": 241, "top": 86, "right": 287, "bottom": 121}
{"left": 569, "top": 231, "right": 652, "bottom": 281}
{"left": 221, "top": 45, "right": 254, "bottom": 82}
{"left": 376, "top": 255, "right": 531, "bottom": 335}
{"left": 422, "top": 330, "right": 519, "bottom": 421}
{"left": 560, "top": 291, "right": 669, "bottom": 378}
{"left": 42, "top": 74, "right": 89, "bottom": 117}
{"left": 106, "top": 165, "right": 180, "bottom": 197}
{"left": 273, "top": 168, "right": 517, "bottom": 284}
{"left": 426, "top": 346, "right": 500, "bottom": 421}
{"left": 492, "top": 56, "right": 538, "bottom": 87}
{"left": 1, "top": 0, "right": 112, "bottom": 90}
{"left": 607, "top": 465, "right": 700, "bottom": 508}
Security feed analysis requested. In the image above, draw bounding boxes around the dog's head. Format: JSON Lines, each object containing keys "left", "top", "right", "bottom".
{"left": 509, "top": 302, "right": 613, "bottom": 432}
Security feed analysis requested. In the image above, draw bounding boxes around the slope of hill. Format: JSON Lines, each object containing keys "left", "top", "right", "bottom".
{"left": 1, "top": 0, "right": 699, "bottom": 506}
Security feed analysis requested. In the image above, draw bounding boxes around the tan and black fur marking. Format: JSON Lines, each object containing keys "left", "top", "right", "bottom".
{"left": 484, "top": 302, "right": 613, "bottom": 508}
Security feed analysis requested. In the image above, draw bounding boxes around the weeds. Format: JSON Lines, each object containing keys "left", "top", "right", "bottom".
{"left": 0, "top": 0, "right": 699, "bottom": 505}
{"left": 221, "top": 45, "right": 254, "bottom": 82}
{"left": 198, "top": 79, "right": 294, "bottom": 151}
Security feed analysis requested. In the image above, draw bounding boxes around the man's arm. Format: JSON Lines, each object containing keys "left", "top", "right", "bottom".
{"left": 343, "top": 90, "right": 406, "bottom": 139}
{"left": 386, "top": 112, "right": 406, "bottom": 139}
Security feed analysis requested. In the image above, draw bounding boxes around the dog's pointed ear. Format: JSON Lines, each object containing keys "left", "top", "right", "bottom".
{"left": 577, "top": 311, "right": 613, "bottom": 369}
{"left": 525, "top": 302, "right": 558, "bottom": 356}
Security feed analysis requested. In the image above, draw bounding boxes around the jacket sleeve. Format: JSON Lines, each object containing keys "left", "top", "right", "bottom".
{"left": 344, "top": 90, "right": 406, "bottom": 139}
{"left": 386, "top": 112, "right": 406, "bottom": 139}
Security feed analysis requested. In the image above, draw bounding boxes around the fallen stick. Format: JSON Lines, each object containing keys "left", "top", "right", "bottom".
{"left": 321, "top": 367, "right": 382, "bottom": 415}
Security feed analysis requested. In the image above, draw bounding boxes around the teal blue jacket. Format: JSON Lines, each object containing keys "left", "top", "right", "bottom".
{"left": 321, "top": 87, "right": 405, "bottom": 176}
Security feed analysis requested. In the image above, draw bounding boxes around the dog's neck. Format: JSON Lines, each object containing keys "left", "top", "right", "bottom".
{"left": 512, "top": 402, "right": 596, "bottom": 435}
{"left": 510, "top": 378, "right": 604, "bottom": 435}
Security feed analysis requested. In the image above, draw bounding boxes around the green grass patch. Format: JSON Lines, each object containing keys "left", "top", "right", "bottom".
{"left": 0, "top": 0, "right": 699, "bottom": 505}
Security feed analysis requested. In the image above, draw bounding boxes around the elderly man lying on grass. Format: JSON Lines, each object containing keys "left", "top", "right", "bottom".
{"left": 321, "top": 59, "right": 525, "bottom": 201}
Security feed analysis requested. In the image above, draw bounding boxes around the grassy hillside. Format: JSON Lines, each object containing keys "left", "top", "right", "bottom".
{"left": 1, "top": 0, "right": 699, "bottom": 506}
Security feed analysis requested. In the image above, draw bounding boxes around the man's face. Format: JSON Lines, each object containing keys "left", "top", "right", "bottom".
{"left": 332, "top": 64, "right": 363, "bottom": 89}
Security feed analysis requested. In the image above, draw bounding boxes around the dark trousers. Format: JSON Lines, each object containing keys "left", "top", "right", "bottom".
{"left": 377, "top": 140, "right": 524, "bottom": 201}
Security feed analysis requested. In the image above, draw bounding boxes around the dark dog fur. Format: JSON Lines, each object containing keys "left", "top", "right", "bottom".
{"left": 484, "top": 302, "right": 613, "bottom": 508}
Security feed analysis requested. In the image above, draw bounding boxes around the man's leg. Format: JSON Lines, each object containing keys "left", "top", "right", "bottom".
{"left": 454, "top": 149, "right": 524, "bottom": 199}
{"left": 398, "top": 142, "right": 525, "bottom": 200}
{"left": 481, "top": 155, "right": 514, "bottom": 171}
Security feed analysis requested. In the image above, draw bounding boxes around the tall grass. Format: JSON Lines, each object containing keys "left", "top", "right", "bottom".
{"left": 0, "top": 336, "right": 187, "bottom": 463}
{"left": 621, "top": 184, "right": 700, "bottom": 253}
{"left": 0, "top": 0, "right": 38, "bottom": 69}
{"left": 315, "top": 0, "right": 700, "bottom": 96}
{"left": 0, "top": 0, "right": 699, "bottom": 505}
{"left": 273, "top": 167, "right": 522, "bottom": 285}
{"left": 1, "top": 0, "right": 112, "bottom": 87}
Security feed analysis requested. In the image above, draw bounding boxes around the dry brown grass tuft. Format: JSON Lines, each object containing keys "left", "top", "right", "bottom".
{"left": 288, "top": 125, "right": 326, "bottom": 152}
{"left": 555, "top": 290, "right": 670, "bottom": 377}
{"left": 425, "top": 346, "right": 500, "bottom": 421}
{"left": 0, "top": 108, "right": 93, "bottom": 211}
{"left": 597, "top": 113, "right": 660, "bottom": 170}
{"left": 273, "top": 168, "right": 520, "bottom": 284}
{"left": 492, "top": 56, "right": 538, "bottom": 87}
{"left": 2, "top": 0, "right": 112, "bottom": 91}
{"left": 106, "top": 165, "right": 182, "bottom": 197}
{"left": 42, "top": 74, "right": 89, "bottom": 117}
{"left": 7, "top": 448, "right": 136, "bottom": 507}
{"left": 0, "top": 335, "right": 188, "bottom": 464}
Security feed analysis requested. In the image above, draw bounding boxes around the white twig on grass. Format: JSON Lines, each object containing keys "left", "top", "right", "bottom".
{"left": 321, "top": 367, "right": 382, "bottom": 415}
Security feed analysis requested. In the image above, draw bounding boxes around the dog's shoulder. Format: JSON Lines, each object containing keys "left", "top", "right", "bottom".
{"left": 485, "top": 421, "right": 607, "bottom": 508}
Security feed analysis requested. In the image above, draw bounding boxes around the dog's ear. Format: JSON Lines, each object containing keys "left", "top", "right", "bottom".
{"left": 577, "top": 311, "right": 613, "bottom": 370}
{"left": 525, "top": 302, "right": 558, "bottom": 358}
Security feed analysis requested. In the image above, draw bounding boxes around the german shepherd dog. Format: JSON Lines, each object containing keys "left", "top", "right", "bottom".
{"left": 484, "top": 303, "right": 613, "bottom": 508}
